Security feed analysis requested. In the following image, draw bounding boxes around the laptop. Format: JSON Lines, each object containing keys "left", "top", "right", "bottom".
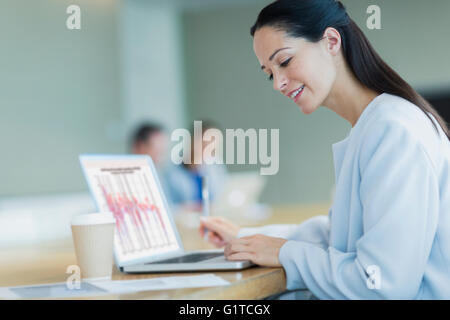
{"left": 212, "top": 172, "right": 267, "bottom": 217}
{"left": 79, "top": 154, "right": 254, "bottom": 273}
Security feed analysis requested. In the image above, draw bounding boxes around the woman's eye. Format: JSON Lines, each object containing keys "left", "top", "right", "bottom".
{"left": 280, "top": 57, "right": 292, "bottom": 68}
{"left": 267, "top": 58, "right": 292, "bottom": 81}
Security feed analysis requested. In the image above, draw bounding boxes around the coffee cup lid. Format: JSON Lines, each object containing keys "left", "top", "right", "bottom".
{"left": 71, "top": 212, "right": 116, "bottom": 226}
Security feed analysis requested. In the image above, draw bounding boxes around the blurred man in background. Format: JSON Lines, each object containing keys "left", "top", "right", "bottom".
{"left": 131, "top": 123, "right": 168, "bottom": 168}
{"left": 131, "top": 123, "right": 176, "bottom": 206}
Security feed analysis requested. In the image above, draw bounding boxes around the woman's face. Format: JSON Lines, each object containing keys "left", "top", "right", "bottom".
{"left": 253, "top": 26, "right": 338, "bottom": 114}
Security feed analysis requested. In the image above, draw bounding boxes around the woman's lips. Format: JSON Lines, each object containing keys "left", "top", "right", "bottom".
{"left": 295, "top": 87, "right": 304, "bottom": 102}
{"left": 289, "top": 85, "right": 305, "bottom": 102}
{"left": 287, "top": 86, "right": 302, "bottom": 98}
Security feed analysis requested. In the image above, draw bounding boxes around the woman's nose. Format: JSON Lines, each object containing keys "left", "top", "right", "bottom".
{"left": 273, "top": 73, "right": 287, "bottom": 92}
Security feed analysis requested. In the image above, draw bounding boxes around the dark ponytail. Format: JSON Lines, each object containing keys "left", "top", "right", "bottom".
{"left": 250, "top": 0, "right": 450, "bottom": 140}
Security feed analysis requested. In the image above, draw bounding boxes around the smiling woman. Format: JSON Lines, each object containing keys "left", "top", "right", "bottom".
{"left": 198, "top": 0, "right": 450, "bottom": 300}
{"left": 251, "top": 0, "right": 449, "bottom": 138}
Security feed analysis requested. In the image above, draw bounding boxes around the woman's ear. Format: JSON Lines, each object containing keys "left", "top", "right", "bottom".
{"left": 323, "top": 27, "right": 342, "bottom": 56}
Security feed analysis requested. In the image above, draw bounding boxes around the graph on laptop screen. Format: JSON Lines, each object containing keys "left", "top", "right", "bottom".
{"left": 81, "top": 157, "right": 180, "bottom": 264}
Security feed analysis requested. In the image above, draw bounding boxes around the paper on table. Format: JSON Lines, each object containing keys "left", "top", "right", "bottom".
{"left": 92, "top": 274, "right": 230, "bottom": 293}
{"left": 0, "top": 274, "right": 229, "bottom": 299}
{"left": 0, "top": 281, "right": 108, "bottom": 299}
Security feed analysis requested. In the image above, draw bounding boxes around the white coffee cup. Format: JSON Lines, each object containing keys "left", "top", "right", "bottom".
{"left": 71, "top": 212, "right": 116, "bottom": 281}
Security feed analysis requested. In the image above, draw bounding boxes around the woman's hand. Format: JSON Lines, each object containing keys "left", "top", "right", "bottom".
{"left": 198, "top": 216, "right": 241, "bottom": 248}
{"left": 224, "top": 234, "right": 288, "bottom": 267}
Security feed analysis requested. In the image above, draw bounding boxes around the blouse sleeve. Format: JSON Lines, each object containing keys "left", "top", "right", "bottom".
{"left": 278, "top": 121, "right": 440, "bottom": 299}
{"left": 237, "top": 214, "right": 330, "bottom": 250}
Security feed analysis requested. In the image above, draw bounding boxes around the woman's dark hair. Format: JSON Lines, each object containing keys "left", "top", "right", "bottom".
{"left": 250, "top": 0, "right": 449, "bottom": 140}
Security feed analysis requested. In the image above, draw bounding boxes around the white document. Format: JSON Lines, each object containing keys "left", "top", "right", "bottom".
{"left": 92, "top": 274, "right": 230, "bottom": 293}
{"left": 0, "top": 274, "right": 229, "bottom": 299}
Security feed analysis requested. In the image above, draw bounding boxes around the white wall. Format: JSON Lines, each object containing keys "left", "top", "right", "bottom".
{"left": 343, "top": 0, "right": 450, "bottom": 92}
{"left": 120, "top": 0, "right": 187, "bottom": 135}
{"left": 0, "top": 0, "right": 124, "bottom": 197}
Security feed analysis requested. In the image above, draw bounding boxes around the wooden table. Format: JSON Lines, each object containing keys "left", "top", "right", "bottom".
{"left": 0, "top": 204, "right": 329, "bottom": 299}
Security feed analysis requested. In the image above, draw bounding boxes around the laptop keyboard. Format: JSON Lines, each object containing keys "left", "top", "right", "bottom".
{"left": 147, "top": 252, "right": 224, "bottom": 264}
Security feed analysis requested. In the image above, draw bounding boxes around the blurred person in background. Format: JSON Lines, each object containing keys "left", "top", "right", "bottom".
{"left": 132, "top": 123, "right": 168, "bottom": 169}
{"left": 167, "top": 121, "right": 227, "bottom": 213}
{"left": 131, "top": 123, "right": 176, "bottom": 206}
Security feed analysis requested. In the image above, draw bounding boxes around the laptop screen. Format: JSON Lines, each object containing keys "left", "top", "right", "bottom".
{"left": 79, "top": 155, "right": 182, "bottom": 266}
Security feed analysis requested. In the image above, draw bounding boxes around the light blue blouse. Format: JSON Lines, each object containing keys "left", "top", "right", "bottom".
{"left": 238, "top": 93, "right": 450, "bottom": 299}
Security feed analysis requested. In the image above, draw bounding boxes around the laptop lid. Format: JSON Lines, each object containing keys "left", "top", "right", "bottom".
{"left": 212, "top": 172, "right": 266, "bottom": 213}
{"left": 79, "top": 154, "right": 185, "bottom": 267}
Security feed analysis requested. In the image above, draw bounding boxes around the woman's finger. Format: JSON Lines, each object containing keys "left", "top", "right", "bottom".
{"left": 228, "top": 237, "right": 252, "bottom": 247}
{"left": 199, "top": 219, "right": 219, "bottom": 238}
{"left": 205, "top": 231, "right": 226, "bottom": 247}
{"left": 227, "top": 243, "right": 251, "bottom": 255}
{"left": 199, "top": 217, "right": 216, "bottom": 231}
{"left": 209, "top": 231, "right": 223, "bottom": 242}
{"left": 211, "top": 237, "right": 226, "bottom": 248}
{"left": 199, "top": 224, "right": 205, "bottom": 237}
{"left": 224, "top": 241, "right": 252, "bottom": 257}
{"left": 226, "top": 252, "right": 254, "bottom": 262}
{"left": 205, "top": 231, "right": 224, "bottom": 247}
{"left": 200, "top": 217, "right": 228, "bottom": 236}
